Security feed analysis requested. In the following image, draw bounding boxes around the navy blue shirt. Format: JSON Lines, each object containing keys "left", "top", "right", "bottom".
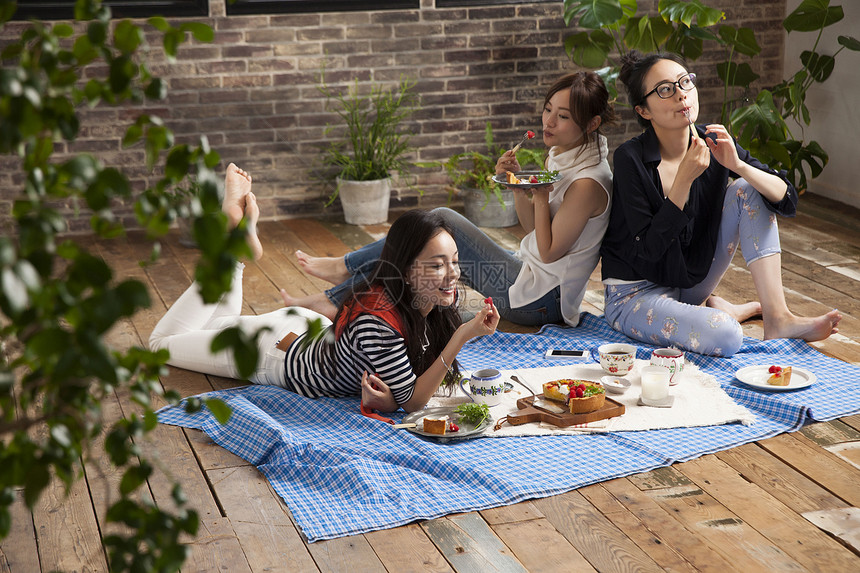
{"left": 600, "top": 126, "right": 797, "bottom": 288}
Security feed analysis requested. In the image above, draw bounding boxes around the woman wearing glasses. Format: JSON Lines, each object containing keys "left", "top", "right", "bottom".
{"left": 599, "top": 50, "right": 841, "bottom": 356}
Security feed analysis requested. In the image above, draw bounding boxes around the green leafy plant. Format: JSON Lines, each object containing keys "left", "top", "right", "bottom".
{"left": 561, "top": 0, "right": 860, "bottom": 191}
{"left": 318, "top": 68, "right": 421, "bottom": 205}
{"left": 420, "top": 122, "right": 545, "bottom": 209}
{"left": 0, "top": 1, "right": 260, "bottom": 570}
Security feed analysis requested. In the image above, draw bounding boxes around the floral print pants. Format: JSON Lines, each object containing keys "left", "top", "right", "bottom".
{"left": 604, "top": 179, "right": 781, "bottom": 357}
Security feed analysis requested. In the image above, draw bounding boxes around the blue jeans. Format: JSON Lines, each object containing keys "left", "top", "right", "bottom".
{"left": 326, "top": 208, "right": 563, "bottom": 326}
{"left": 604, "top": 179, "right": 780, "bottom": 357}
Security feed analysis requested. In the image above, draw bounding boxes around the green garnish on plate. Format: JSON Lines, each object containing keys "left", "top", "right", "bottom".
{"left": 453, "top": 402, "right": 490, "bottom": 426}
{"left": 537, "top": 169, "right": 560, "bottom": 183}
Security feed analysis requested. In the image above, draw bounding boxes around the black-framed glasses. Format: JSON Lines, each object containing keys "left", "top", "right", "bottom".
{"left": 640, "top": 73, "right": 697, "bottom": 103}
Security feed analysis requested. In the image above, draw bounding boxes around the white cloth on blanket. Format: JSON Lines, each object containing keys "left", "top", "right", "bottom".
{"left": 427, "top": 360, "right": 755, "bottom": 436}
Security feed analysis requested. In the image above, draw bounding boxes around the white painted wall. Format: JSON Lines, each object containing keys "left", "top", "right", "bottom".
{"left": 784, "top": 0, "right": 860, "bottom": 207}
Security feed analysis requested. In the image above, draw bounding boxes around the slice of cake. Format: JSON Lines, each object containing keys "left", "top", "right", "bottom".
{"left": 423, "top": 415, "right": 449, "bottom": 435}
{"left": 767, "top": 365, "right": 792, "bottom": 386}
{"left": 543, "top": 380, "right": 574, "bottom": 403}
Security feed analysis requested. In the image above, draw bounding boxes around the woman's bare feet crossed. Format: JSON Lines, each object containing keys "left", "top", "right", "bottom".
{"left": 223, "top": 163, "right": 263, "bottom": 260}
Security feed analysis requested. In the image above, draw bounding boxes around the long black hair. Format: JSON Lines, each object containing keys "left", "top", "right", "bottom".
{"left": 619, "top": 50, "right": 689, "bottom": 130}
{"left": 335, "top": 209, "right": 463, "bottom": 388}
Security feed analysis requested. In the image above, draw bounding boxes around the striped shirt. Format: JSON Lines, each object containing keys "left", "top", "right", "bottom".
{"left": 281, "top": 314, "right": 417, "bottom": 406}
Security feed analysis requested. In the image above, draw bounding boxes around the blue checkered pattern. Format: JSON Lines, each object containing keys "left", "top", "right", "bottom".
{"left": 157, "top": 313, "right": 860, "bottom": 542}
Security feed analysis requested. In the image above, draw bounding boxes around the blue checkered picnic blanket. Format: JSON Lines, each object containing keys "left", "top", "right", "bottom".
{"left": 157, "top": 313, "right": 860, "bottom": 542}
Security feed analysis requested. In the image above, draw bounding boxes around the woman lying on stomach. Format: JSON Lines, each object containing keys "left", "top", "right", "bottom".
{"left": 149, "top": 164, "right": 499, "bottom": 413}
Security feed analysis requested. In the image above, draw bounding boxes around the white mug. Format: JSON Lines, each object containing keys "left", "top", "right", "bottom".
{"left": 650, "top": 347, "right": 684, "bottom": 385}
{"left": 640, "top": 365, "right": 670, "bottom": 402}
{"left": 460, "top": 368, "right": 504, "bottom": 407}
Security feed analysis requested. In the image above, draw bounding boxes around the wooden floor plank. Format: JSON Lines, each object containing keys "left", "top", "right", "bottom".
{"left": 33, "top": 476, "right": 108, "bottom": 573}
{"left": 182, "top": 517, "right": 252, "bottom": 573}
{"left": 421, "top": 512, "right": 528, "bottom": 573}
{"left": 532, "top": 491, "right": 662, "bottom": 572}
{"left": 363, "top": 523, "right": 453, "bottom": 572}
{"left": 479, "top": 501, "right": 545, "bottom": 526}
{"left": 207, "top": 466, "right": 319, "bottom": 572}
{"left": 0, "top": 490, "right": 40, "bottom": 573}
{"left": 282, "top": 219, "right": 354, "bottom": 259}
{"left": 799, "top": 420, "right": 860, "bottom": 447}
{"left": 491, "top": 518, "right": 597, "bottom": 573}
{"left": 306, "top": 535, "right": 388, "bottom": 573}
{"left": 643, "top": 484, "right": 806, "bottom": 572}
{"left": 600, "top": 478, "right": 740, "bottom": 573}
{"left": 258, "top": 220, "right": 342, "bottom": 296}
{"left": 579, "top": 482, "right": 699, "bottom": 573}
{"left": 758, "top": 433, "right": 860, "bottom": 507}
{"left": 716, "top": 443, "right": 849, "bottom": 514}
{"left": 678, "top": 455, "right": 858, "bottom": 572}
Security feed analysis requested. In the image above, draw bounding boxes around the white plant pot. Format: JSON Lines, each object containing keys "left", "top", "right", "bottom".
{"left": 462, "top": 187, "right": 518, "bottom": 228}
{"left": 336, "top": 177, "right": 392, "bottom": 225}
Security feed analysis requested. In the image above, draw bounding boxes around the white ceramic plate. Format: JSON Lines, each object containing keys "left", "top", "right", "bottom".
{"left": 401, "top": 406, "right": 491, "bottom": 441}
{"left": 734, "top": 365, "right": 816, "bottom": 391}
{"left": 491, "top": 170, "right": 562, "bottom": 189}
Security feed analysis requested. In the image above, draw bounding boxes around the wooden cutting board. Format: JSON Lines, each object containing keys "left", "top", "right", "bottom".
{"left": 506, "top": 395, "right": 625, "bottom": 427}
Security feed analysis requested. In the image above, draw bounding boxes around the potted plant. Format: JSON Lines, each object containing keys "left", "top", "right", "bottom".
{"left": 318, "top": 71, "right": 420, "bottom": 225}
{"left": 423, "top": 123, "right": 544, "bottom": 228}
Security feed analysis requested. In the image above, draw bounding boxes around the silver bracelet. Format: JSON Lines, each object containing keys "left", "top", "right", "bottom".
{"left": 439, "top": 354, "right": 454, "bottom": 377}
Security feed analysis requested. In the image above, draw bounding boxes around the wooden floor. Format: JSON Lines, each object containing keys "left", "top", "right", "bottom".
{"left": 4, "top": 193, "right": 860, "bottom": 572}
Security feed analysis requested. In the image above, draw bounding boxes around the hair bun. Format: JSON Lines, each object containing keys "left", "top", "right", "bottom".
{"left": 618, "top": 50, "right": 643, "bottom": 86}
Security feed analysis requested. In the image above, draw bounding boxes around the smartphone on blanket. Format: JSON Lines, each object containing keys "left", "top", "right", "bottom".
{"left": 544, "top": 349, "right": 588, "bottom": 360}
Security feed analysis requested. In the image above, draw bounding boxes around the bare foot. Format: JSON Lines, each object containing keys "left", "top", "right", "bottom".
{"left": 223, "top": 163, "right": 252, "bottom": 228}
{"left": 244, "top": 192, "right": 263, "bottom": 260}
{"left": 706, "top": 295, "right": 762, "bottom": 323}
{"left": 280, "top": 289, "right": 337, "bottom": 321}
{"left": 763, "top": 309, "right": 842, "bottom": 342}
{"left": 295, "top": 250, "right": 350, "bottom": 284}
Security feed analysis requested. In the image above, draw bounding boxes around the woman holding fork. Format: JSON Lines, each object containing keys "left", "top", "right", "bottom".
{"left": 600, "top": 50, "right": 841, "bottom": 357}
{"left": 286, "top": 71, "right": 618, "bottom": 328}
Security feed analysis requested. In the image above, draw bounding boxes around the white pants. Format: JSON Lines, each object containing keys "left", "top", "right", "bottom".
{"left": 149, "top": 263, "right": 331, "bottom": 385}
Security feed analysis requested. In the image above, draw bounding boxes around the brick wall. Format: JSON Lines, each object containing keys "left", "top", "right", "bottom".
{"left": 0, "top": 0, "right": 786, "bottom": 233}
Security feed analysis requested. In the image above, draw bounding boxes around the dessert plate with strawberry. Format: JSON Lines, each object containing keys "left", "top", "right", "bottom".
{"left": 734, "top": 364, "right": 817, "bottom": 391}
{"left": 401, "top": 406, "right": 492, "bottom": 441}
{"left": 492, "top": 170, "right": 562, "bottom": 189}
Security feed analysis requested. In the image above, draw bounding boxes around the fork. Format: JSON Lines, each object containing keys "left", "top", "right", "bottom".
{"left": 510, "top": 130, "right": 536, "bottom": 154}
{"left": 683, "top": 109, "right": 697, "bottom": 139}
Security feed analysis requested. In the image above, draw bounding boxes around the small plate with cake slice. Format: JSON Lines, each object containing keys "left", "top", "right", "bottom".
{"left": 491, "top": 170, "right": 563, "bottom": 189}
{"left": 401, "top": 406, "right": 492, "bottom": 441}
{"left": 734, "top": 364, "right": 816, "bottom": 391}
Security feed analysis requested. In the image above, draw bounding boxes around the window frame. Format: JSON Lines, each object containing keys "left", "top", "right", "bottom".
{"left": 436, "top": 0, "right": 554, "bottom": 6}
{"left": 10, "top": 0, "right": 209, "bottom": 20}
{"left": 226, "top": 0, "right": 419, "bottom": 16}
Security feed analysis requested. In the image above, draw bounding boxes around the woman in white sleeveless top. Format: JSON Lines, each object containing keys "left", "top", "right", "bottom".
{"left": 285, "top": 72, "right": 617, "bottom": 327}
